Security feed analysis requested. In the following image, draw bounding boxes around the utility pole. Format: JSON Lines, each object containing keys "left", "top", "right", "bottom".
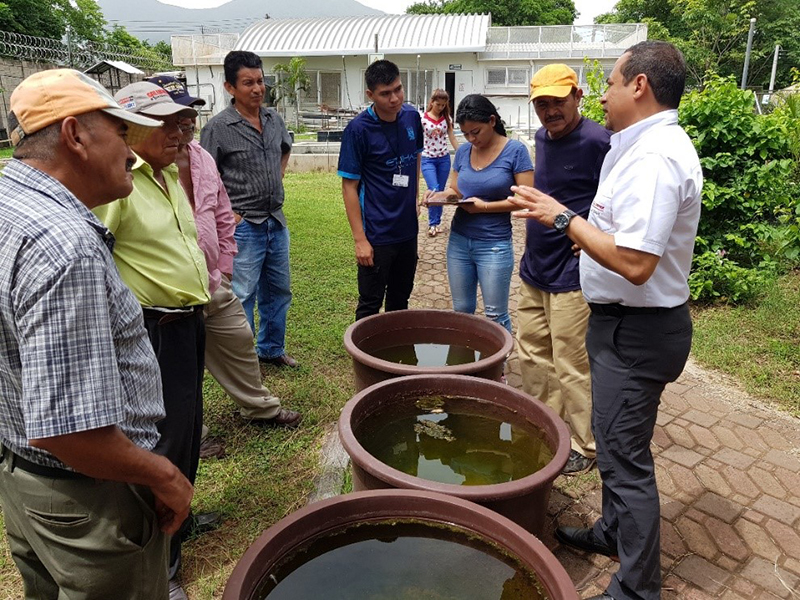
{"left": 740, "top": 18, "right": 756, "bottom": 90}
{"left": 66, "top": 25, "right": 73, "bottom": 69}
{"left": 768, "top": 44, "right": 780, "bottom": 95}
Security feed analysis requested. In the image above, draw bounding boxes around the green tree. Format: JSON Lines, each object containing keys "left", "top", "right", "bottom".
{"left": 105, "top": 24, "right": 174, "bottom": 68}
{"left": 0, "top": 0, "right": 66, "bottom": 38}
{"left": 0, "top": 0, "right": 107, "bottom": 42}
{"left": 406, "top": 0, "right": 576, "bottom": 26}
{"left": 105, "top": 23, "right": 146, "bottom": 51}
{"left": 596, "top": 0, "right": 800, "bottom": 89}
{"left": 62, "top": 0, "right": 107, "bottom": 43}
{"left": 273, "top": 57, "right": 312, "bottom": 131}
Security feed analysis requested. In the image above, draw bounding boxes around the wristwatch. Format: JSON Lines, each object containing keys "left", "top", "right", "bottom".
{"left": 553, "top": 209, "right": 577, "bottom": 234}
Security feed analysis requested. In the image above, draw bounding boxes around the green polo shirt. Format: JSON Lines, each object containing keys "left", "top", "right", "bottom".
{"left": 93, "top": 155, "right": 210, "bottom": 308}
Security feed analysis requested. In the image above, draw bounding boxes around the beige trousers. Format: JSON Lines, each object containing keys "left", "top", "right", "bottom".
{"left": 516, "top": 281, "right": 595, "bottom": 458}
{"left": 203, "top": 277, "right": 281, "bottom": 420}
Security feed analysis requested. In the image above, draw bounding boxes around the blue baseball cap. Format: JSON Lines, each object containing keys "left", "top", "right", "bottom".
{"left": 146, "top": 75, "right": 206, "bottom": 107}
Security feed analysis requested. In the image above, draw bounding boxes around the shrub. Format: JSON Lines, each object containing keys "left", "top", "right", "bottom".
{"left": 679, "top": 75, "right": 800, "bottom": 302}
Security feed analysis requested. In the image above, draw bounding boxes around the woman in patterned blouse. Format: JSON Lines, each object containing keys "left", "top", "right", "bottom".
{"left": 420, "top": 89, "right": 459, "bottom": 237}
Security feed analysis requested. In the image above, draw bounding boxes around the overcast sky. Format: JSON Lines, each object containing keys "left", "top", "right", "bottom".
{"left": 157, "top": 0, "right": 619, "bottom": 24}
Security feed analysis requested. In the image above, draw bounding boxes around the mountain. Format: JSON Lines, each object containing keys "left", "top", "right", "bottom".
{"left": 95, "top": 0, "right": 385, "bottom": 43}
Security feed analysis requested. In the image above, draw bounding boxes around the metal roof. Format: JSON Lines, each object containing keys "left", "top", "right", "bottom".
{"left": 84, "top": 60, "right": 144, "bottom": 75}
{"left": 235, "top": 14, "right": 491, "bottom": 57}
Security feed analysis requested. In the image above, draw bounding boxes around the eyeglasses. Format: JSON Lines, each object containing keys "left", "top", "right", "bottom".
{"left": 158, "top": 116, "right": 194, "bottom": 132}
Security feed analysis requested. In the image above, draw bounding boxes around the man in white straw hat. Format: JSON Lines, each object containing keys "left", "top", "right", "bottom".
{"left": 93, "top": 80, "right": 211, "bottom": 600}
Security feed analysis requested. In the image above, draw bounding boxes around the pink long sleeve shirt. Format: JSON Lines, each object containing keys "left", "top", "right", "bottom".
{"left": 186, "top": 140, "right": 237, "bottom": 294}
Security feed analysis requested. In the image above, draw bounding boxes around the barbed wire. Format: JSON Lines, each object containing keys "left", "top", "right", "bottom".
{"left": 0, "top": 30, "right": 173, "bottom": 72}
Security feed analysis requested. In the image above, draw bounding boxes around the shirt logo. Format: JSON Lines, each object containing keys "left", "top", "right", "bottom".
{"left": 407, "top": 127, "right": 415, "bottom": 140}
{"left": 387, "top": 153, "right": 417, "bottom": 169}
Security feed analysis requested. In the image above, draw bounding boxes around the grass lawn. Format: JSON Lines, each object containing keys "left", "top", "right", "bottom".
{"left": 0, "top": 172, "right": 359, "bottom": 599}
{"left": 0, "top": 171, "right": 796, "bottom": 597}
{"left": 691, "top": 271, "right": 800, "bottom": 416}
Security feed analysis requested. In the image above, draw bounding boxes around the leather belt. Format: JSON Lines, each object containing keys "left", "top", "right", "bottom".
{"left": 142, "top": 305, "right": 204, "bottom": 326}
{"left": 1, "top": 446, "right": 87, "bottom": 480}
{"left": 588, "top": 302, "right": 687, "bottom": 317}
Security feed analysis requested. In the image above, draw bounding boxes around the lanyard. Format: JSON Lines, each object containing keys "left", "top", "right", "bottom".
{"left": 378, "top": 116, "right": 403, "bottom": 174}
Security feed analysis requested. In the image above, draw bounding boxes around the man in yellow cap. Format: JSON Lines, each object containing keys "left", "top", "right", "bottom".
{"left": 516, "top": 63, "right": 611, "bottom": 475}
{"left": 0, "top": 69, "right": 192, "bottom": 598}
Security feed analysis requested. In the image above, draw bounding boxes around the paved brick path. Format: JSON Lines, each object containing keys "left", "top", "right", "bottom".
{"left": 410, "top": 211, "right": 800, "bottom": 600}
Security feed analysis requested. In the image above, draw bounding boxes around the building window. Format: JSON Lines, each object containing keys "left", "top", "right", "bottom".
{"left": 362, "top": 69, "right": 435, "bottom": 108}
{"left": 486, "top": 67, "right": 530, "bottom": 88}
{"left": 487, "top": 68, "right": 506, "bottom": 86}
{"left": 298, "top": 71, "right": 342, "bottom": 109}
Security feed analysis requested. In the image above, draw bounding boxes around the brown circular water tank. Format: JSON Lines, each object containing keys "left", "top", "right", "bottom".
{"left": 223, "top": 490, "right": 578, "bottom": 600}
{"left": 343, "top": 309, "right": 514, "bottom": 391}
{"left": 338, "top": 374, "right": 570, "bottom": 536}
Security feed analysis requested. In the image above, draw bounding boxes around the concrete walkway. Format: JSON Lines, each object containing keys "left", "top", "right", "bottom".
{"left": 408, "top": 212, "right": 800, "bottom": 600}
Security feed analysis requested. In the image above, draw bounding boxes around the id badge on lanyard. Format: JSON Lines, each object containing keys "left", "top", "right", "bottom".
{"left": 382, "top": 118, "right": 410, "bottom": 188}
{"left": 392, "top": 173, "right": 409, "bottom": 188}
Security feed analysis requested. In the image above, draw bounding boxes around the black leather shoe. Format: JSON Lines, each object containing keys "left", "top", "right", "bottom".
{"left": 554, "top": 526, "right": 619, "bottom": 561}
{"left": 189, "top": 511, "right": 221, "bottom": 537}
{"left": 259, "top": 354, "right": 299, "bottom": 368}
{"left": 586, "top": 594, "right": 615, "bottom": 600}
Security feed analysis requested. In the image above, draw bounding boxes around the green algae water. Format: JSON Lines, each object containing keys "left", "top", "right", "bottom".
{"left": 370, "top": 342, "right": 482, "bottom": 366}
{"left": 359, "top": 397, "right": 554, "bottom": 486}
{"left": 258, "top": 520, "right": 549, "bottom": 600}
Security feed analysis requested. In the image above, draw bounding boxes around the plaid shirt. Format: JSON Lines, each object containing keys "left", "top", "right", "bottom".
{"left": 200, "top": 102, "right": 292, "bottom": 226}
{"left": 0, "top": 160, "right": 164, "bottom": 470}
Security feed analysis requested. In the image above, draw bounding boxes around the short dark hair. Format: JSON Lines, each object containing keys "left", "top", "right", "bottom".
{"left": 621, "top": 41, "right": 686, "bottom": 109}
{"left": 365, "top": 60, "right": 400, "bottom": 91}
{"left": 224, "top": 51, "right": 263, "bottom": 87}
{"left": 12, "top": 112, "right": 103, "bottom": 162}
{"left": 455, "top": 94, "right": 507, "bottom": 137}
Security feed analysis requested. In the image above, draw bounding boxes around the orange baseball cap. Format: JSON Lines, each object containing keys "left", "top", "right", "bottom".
{"left": 9, "top": 69, "right": 162, "bottom": 146}
{"left": 529, "top": 64, "right": 579, "bottom": 101}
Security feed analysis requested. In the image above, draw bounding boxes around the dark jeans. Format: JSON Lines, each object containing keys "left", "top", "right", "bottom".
{"left": 586, "top": 303, "right": 692, "bottom": 600}
{"left": 142, "top": 308, "right": 206, "bottom": 580}
{"left": 355, "top": 238, "right": 418, "bottom": 321}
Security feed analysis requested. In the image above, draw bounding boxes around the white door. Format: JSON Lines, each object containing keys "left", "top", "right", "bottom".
{"left": 453, "top": 70, "right": 474, "bottom": 108}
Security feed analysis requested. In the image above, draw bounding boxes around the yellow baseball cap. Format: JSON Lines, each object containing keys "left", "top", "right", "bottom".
{"left": 529, "top": 64, "right": 579, "bottom": 101}
{"left": 9, "top": 69, "right": 162, "bottom": 146}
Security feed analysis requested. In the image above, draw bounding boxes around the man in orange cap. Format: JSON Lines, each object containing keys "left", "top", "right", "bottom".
{"left": 0, "top": 69, "right": 192, "bottom": 598}
{"left": 516, "top": 63, "right": 611, "bottom": 475}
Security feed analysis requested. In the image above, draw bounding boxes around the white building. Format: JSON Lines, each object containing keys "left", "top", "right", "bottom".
{"left": 172, "top": 14, "right": 646, "bottom": 131}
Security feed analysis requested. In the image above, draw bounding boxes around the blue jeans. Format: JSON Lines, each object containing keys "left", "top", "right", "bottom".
{"left": 446, "top": 230, "right": 514, "bottom": 333}
{"left": 231, "top": 217, "right": 292, "bottom": 359}
{"left": 421, "top": 154, "right": 451, "bottom": 227}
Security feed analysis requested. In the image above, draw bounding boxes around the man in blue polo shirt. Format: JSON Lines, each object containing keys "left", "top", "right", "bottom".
{"left": 517, "top": 64, "right": 611, "bottom": 475}
{"left": 339, "top": 60, "right": 424, "bottom": 320}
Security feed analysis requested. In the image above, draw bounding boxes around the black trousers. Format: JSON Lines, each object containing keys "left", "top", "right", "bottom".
{"left": 355, "top": 238, "right": 418, "bottom": 321}
{"left": 586, "top": 303, "right": 692, "bottom": 600}
{"left": 142, "top": 308, "right": 206, "bottom": 580}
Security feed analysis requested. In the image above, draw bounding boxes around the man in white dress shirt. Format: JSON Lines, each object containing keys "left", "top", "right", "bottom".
{"left": 509, "top": 41, "right": 702, "bottom": 600}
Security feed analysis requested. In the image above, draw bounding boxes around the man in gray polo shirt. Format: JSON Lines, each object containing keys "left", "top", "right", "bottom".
{"left": 201, "top": 50, "right": 298, "bottom": 368}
